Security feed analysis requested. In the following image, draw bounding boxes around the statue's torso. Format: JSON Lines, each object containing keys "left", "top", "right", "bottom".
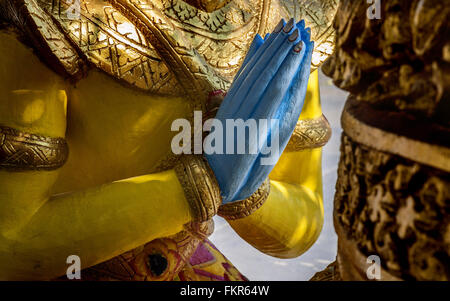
{"left": 3, "top": 0, "right": 337, "bottom": 193}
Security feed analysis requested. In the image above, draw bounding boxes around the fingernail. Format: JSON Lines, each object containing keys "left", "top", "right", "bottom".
{"left": 283, "top": 18, "right": 295, "bottom": 33}
{"left": 273, "top": 19, "right": 284, "bottom": 33}
{"left": 288, "top": 28, "right": 299, "bottom": 42}
{"left": 294, "top": 41, "right": 304, "bottom": 53}
{"left": 306, "top": 27, "right": 311, "bottom": 34}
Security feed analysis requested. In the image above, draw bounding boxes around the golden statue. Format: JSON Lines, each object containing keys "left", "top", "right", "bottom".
{"left": 0, "top": 0, "right": 337, "bottom": 280}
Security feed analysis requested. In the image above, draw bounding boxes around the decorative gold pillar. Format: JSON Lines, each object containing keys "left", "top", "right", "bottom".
{"left": 313, "top": 0, "right": 450, "bottom": 281}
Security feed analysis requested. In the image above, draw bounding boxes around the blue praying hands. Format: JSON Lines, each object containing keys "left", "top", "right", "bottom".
{"left": 205, "top": 18, "right": 314, "bottom": 204}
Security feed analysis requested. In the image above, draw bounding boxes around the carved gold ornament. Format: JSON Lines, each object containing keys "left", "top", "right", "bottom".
{"left": 323, "top": 0, "right": 450, "bottom": 281}
{"left": 334, "top": 218, "right": 402, "bottom": 281}
{"left": 218, "top": 178, "right": 270, "bottom": 220}
{"left": 335, "top": 133, "right": 450, "bottom": 281}
{"left": 11, "top": 0, "right": 337, "bottom": 104}
{"left": 323, "top": 0, "right": 450, "bottom": 120}
{"left": 174, "top": 155, "right": 222, "bottom": 222}
{"left": 0, "top": 125, "right": 68, "bottom": 171}
{"left": 342, "top": 98, "right": 450, "bottom": 173}
{"left": 285, "top": 115, "right": 332, "bottom": 152}
{"left": 5, "top": 0, "right": 83, "bottom": 77}
{"left": 310, "top": 261, "right": 341, "bottom": 281}
{"left": 333, "top": 99, "right": 450, "bottom": 280}
{"left": 183, "top": 0, "right": 232, "bottom": 12}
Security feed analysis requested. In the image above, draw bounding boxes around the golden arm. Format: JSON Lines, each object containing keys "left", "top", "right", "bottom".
{"left": 0, "top": 31, "right": 195, "bottom": 280}
{"left": 223, "top": 72, "right": 326, "bottom": 258}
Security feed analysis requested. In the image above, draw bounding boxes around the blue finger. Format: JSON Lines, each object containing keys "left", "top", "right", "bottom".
{"left": 216, "top": 19, "right": 287, "bottom": 120}
{"left": 219, "top": 19, "right": 307, "bottom": 121}
{"left": 217, "top": 26, "right": 303, "bottom": 202}
{"left": 296, "top": 20, "right": 310, "bottom": 46}
{"left": 235, "top": 29, "right": 302, "bottom": 119}
{"left": 296, "top": 19, "right": 305, "bottom": 29}
{"left": 229, "top": 19, "right": 299, "bottom": 118}
{"left": 277, "top": 40, "right": 314, "bottom": 145}
{"left": 250, "top": 40, "right": 306, "bottom": 123}
{"left": 238, "top": 18, "right": 288, "bottom": 77}
{"left": 235, "top": 34, "right": 264, "bottom": 80}
{"left": 221, "top": 23, "right": 314, "bottom": 203}
{"left": 301, "top": 27, "right": 311, "bottom": 43}
{"left": 235, "top": 41, "right": 314, "bottom": 200}
{"left": 233, "top": 42, "right": 308, "bottom": 200}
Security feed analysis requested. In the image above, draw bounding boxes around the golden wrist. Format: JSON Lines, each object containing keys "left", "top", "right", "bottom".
{"left": 174, "top": 155, "right": 222, "bottom": 222}
{"left": 218, "top": 178, "right": 270, "bottom": 220}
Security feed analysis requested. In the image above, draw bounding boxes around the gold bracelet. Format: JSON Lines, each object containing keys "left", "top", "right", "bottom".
{"left": 174, "top": 155, "right": 222, "bottom": 222}
{"left": 218, "top": 178, "right": 270, "bottom": 220}
{"left": 0, "top": 125, "right": 68, "bottom": 171}
{"left": 285, "top": 115, "right": 332, "bottom": 152}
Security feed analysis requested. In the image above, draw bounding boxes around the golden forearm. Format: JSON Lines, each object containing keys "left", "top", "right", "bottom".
{"left": 299, "top": 71, "right": 322, "bottom": 120}
{"left": 0, "top": 30, "right": 69, "bottom": 233}
{"left": 0, "top": 32, "right": 219, "bottom": 280}
{"left": 270, "top": 148, "right": 324, "bottom": 194}
{"left": 229, "top": 150, "right": 324, "bottom": 258}
{"left": 227, "top": 179, "right": 324, "bottom": 259}
{"left": 0, "top": 169, "right": 193, "bottom": 280}
{"left": 270, "top": 70, "right": 327, "bottom": 189}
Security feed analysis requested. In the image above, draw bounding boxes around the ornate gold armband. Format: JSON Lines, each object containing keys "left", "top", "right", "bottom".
{"left": 285, "top": 115, "right": 332, "bottom": 152}
{"left": 218, "top": 178, "right": 270, "bottom": 220}
{"left": 0, "top": 125, "right": 68, "bottom": 171}
{"left": 174, "top": 155, "right": 222, "bottom": 222}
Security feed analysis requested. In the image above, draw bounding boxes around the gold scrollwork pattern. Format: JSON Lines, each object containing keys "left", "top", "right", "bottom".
{"left": 0, "top": 125, "right": 68, "bottom": 171}
{"left": 342, "top": 97, "right": 450, "bottom": 173}
{"left": 183, "top": 0, "right": 232, "bottom": 13}
{"left": 334, "top": 133, "right": 450, "bottom": 281}
{"left": 334, "top": 217, "right": 402, "bottom": 281}
{"left": 5, "top": 0, "right": 83, "bottom": 77}
{"left": 323, "top": 0, "right": 450, "bottom": 120}
{"left": 110, "top": 0, "right": 232, "bottom": 104}
{"left": 285, "top": 114, "right": 332, "bottom": 152}
{"left": 17, "top": 0, "right": 337, "bottom": 105}
{"left": 36, "top": 0, "right": 183, "bottom": 95}
{"left": 174, "top": 155, "right": 222, "bottom": 222}
{"left": 309, "top": 261, "right": 341, "bottom": 281}
{"left": 218, "top": 178, "right": 270, "bottom": 220}
{"left": 159, "top": 0, "right": 263, "bottom": 83}
{"left": 259, "top": 0, "right": 338, "bottom": 70}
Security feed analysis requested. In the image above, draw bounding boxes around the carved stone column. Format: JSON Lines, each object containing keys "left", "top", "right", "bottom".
{"left": 313, "top": 0, "right": 450, "bottom": 281}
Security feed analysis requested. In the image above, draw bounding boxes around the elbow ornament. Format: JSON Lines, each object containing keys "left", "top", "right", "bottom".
{"left": 0, "top": 125, "right": 68, "bottom": 171}
{"left": 285, "top": 115, "right": 332, "bottom": 152}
